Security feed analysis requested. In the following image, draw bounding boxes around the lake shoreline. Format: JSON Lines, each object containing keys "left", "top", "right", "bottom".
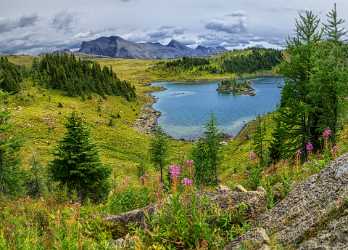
{"left": 136, "top": 76, "right": 282, "bottom": 141}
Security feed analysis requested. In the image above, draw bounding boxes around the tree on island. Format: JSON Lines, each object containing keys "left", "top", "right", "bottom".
{"left": 49, "top": 112, "right": 111, "bottom": 202}
{"left": 192, "top": 114, "right": 221, "bottom": 186}
{"left": 149, "top": 126, "right": 168, "bottom": 185}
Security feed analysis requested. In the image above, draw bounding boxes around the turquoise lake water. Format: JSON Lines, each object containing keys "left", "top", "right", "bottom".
{"left": 152, "top": 77, "right": 284, "bottom": 140}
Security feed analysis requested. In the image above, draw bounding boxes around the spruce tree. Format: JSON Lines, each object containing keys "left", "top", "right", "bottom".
{"left": 272, "top": 11, "right": 322, "bottom": 160}
{"left": 149, "top": 126, "right": 168, "bottom": 184}
{"left": 0, "top": 111, "right": 23, "bottom": 196}
{"left": 49, "top": 112, "right": 111, "bottom": 202}
{"left": 192, "top": 114, "right": 221, "bottom": 186}
{"left": 0, "top": 57, "right": 22, "bottom": 93}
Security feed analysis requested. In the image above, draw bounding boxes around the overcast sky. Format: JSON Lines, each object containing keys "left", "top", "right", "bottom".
{"left": 0, "top": 0, "right": 347, "bottom": 54}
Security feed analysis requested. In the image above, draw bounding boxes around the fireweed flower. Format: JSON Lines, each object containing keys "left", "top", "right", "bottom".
{"left": 185, "top": 160, "right": 194, "bottom": 167}
{"left": 322, "top": 128, "right": 332, "bottom": 139}
{"left": 249, "top": 151, "right": 257, "bottom": 161}
{"left": 306, "top": 143, "right": 314, "bottom": 153}
{"left": 182, "top": 178, "right": 193, "bottom": 186}
{"left": 169, "top": 165, "right": 181, "bottom": 179}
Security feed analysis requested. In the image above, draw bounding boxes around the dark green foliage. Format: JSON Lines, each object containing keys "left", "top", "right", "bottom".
{"left": 0, "top": 111, "right": 23, "bottom": 196}
{"left": 33, "top": 53, "right": 136, "bottom": 100}
{"left": 149, "top": 126, "right": 168, "bottom": 184}
{"left": 0, "top": 57, "right": 23, "bottom": 93}
{"left": 49, "top": 112, "right": 111, "bottom": 202}
{"left": 220, "top": 48, "right": 282, "bottom": 74}
{"left": 156, "top": 48, "right": 282, "bottom": 75}
{"left": 164, "top": 57, "right": 211, "bottom": 71}
{"left": 192, "top": 115, "right": 221, "bottom": 186}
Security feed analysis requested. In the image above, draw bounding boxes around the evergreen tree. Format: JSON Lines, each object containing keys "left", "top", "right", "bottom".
{"left": 324, "top": 3, "right": 347, "bottom": 43}
{"left": 0, "top": 111, "right": 23, "bottom": 196}
{"left": 192, "top": 114, "right": 221, "bottom": 186}
{"left": 271, "top": 11, "right": 322, "bottom": 161}
{"left": 149, "top": 126, "right": 168, "bottom": 184}
{"left": 49, "top": 112, "right": 111, "bottom": 202}
{"left": 0, "top": 57, "right": 23, "bottom": 93}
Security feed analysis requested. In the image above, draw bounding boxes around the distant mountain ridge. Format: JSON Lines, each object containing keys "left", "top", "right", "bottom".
{"left": 78, "top": 36, "right": 227, "bottom": 59}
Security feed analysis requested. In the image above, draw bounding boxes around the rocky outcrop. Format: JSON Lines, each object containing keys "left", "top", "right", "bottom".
{"left": 225, "top": 154, "right": 348, "bottom": 250}
{"left": 79, "top": 36, "right": 227, "bottom": 59}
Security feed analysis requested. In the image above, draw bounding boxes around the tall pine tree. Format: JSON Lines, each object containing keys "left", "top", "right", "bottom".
{"left": 192, "top": 114, "right": 221, "bottom": 186}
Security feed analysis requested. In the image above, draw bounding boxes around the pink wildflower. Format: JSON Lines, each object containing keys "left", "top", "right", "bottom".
{"left": 306, "top": 143, "right": 314, "bottom": 153}
{"left": 185, "top": 160, "right": 194, "bottom": 167}
{"left": 249, "top": 151, "right": 257, "bottom": 161}
{"left": 322, "top": 128, "right": 332, "bottom": 139}
{"left": 169, "top": 165, "right": 181, "bottom": 179}
{"left": 182, "top": 178, "right": 193, "bottom": 186}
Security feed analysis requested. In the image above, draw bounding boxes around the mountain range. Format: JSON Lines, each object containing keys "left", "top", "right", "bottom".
{"left": 78, "top": 36, "right": 227, "bottom": 59}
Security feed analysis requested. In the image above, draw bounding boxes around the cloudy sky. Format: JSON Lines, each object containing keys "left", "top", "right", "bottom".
{"left": 0, "top": 0, "right": 347, "bottom": 54}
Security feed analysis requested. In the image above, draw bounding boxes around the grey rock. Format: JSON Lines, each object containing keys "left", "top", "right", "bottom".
{"left": 224, "top": 154, "right": 348, "bottom": 249}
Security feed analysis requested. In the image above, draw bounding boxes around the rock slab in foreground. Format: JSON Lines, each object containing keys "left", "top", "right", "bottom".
{"left": 225, "top": 154, "right": 348, "bottom": 250}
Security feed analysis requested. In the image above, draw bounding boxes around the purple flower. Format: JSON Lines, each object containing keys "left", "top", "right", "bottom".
{"left": 186, "top": 160, "right": 194, "bottom": 167}
{"left": 322, "top": 128, "right": 332, "bottom": 139}
{"left": 249, "top": 151, "right": 257, "bottom": 161}
{"left": 182, "top": 178, "right": 193, "bottom": 186}
{"left": 306, "top": 143, "right": 314, "bottom": 153}
{"left": 169, "top": 165, "right": 181, "bottom": 179}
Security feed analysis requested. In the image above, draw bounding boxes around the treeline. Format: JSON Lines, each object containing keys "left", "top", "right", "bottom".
{"left": 33, "top": 54, "right": 136, "bottom": 100}
{"left": 0, "top": 57, "right": 24, "bottom": 93}
{"left": 220, "top": 48, "right": 282, "bottom": 73}
{"left": 163, "top": 57, "right": 210, "bottom": 71}
{"left": 155, "top": 48, "right": 282, "bottom": 75}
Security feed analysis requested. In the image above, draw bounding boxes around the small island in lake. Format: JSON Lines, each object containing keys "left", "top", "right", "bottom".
{"left": 217, "top": 79, "right": 256, "bottom": 96}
